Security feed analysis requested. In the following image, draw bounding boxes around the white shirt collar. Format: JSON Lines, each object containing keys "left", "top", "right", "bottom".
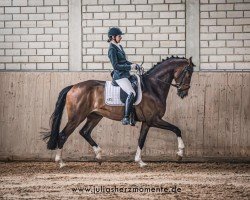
{"left": 111, "top": 41, "right": 122, "bottom": 50}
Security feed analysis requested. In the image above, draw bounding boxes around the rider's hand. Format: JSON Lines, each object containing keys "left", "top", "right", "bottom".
{"left": 131, "top": 63, "right": 139, "bottom": 70}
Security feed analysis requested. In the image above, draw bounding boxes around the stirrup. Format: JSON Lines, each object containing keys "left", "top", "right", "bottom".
{"left": 122, "top": 117, "right": 130, "bottom": 125}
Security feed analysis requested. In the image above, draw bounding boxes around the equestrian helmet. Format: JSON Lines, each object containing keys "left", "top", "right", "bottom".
{"left": 108, "top": 27, "right": 124, "bottom": 37}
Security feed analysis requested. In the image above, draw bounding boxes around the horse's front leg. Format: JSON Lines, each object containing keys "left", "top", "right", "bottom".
{"left": 135, "top": 122, "right": 150, "bottom": 167}
{"left": 152, "top": 118, "right": 185, "bottom": 160}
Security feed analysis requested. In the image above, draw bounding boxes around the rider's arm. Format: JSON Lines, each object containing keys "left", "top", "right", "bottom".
{"left": 120, "top": 45, "right": 133, "bottom": 66}
{"left": 108, "top": 48, "right": 131, "bottom": 71}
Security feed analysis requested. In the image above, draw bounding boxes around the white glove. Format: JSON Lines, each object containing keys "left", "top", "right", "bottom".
{"left": 131, "top": 63, "right": 137, "bottom": 70}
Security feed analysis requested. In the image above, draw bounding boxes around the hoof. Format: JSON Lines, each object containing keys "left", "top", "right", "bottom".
{"left": 93, "top": 147, "right": 102, "bottom": 160}
{"left": 96, "top": 154, "right": 102, "bottom": 160}
{"left": 139, "top": 161, "right": 147, "bottom": 168}
{"left": 176, "top": 154, "right": 183, "bottom": 161}
{"left": 55, "top": 156, "right": 60, "bottom": 162}
{"left": 95, "top": 158, "right": 102, "bottom": 165}
{"left": 98, "top": 161, "right": 102, "bottom": 165}
{"left": 176, "top": 149, "right": 184, "bottom": 161}
{"left": 59, "top": 162, "right": 66, "bottom": 168}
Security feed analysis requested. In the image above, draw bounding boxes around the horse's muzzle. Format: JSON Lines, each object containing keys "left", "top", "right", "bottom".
{"left": 177, "top": 89, "right": 188, "bottom": 99}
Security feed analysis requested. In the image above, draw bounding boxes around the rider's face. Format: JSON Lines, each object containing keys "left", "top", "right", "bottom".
{"left": 113, "top": 35, "right": 122, "bottom": 43}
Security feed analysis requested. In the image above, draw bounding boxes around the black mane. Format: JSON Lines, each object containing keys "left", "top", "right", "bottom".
{"left": 145, "top": 55, "right": 187, "bottom": 75}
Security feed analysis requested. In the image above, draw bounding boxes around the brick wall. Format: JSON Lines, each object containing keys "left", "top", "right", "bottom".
{"left": 0, "top": 0, "right": 249, "bottom": 71}
{"left": 0, "top": 0, "right": 69, "bottom": 70}
{"left": 82, "top": 0, "right": 186, "bottom": 70}
{"left": 200, "top": 0, "right": 250, "bottom": 70}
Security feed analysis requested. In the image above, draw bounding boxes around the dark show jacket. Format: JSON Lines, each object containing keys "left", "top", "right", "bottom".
{"left": 108, "top": 43, "right": 132, "bottom": 80}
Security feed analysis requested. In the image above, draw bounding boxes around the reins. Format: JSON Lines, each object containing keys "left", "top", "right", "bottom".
{"left": 140, "top": 62, "right": 192, "bottom": 90}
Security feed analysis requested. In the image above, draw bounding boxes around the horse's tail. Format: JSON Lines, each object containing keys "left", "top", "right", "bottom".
{"left": 43, "top": 85, "right": 73, "bottom": 150}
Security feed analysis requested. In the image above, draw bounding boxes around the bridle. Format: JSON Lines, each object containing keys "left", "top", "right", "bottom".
{"left": 141, "top": 63, "right": 192, "bottom": 91}
{"left": 170, "top": 64, "right": 192, "bottom": 90}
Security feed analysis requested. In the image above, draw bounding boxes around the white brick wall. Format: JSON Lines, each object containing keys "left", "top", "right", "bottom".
{"left": 82, "top": 0, "right": 186, "bottom": 70}
{"left": 200, "top": 0, "right": 250, "bottom": 71}
{"left": 0, "top": 0, "right": 69, "bottom": 70}
{"left": 0, "top": 0, "right": 249, "bottom": 71}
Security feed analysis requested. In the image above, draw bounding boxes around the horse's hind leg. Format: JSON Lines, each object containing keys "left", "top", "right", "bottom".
{"left": 55, "top": 120, "right": 80, "bottom": 168}
{"left": 79, "top": 113, "right": 103, "bottom": 163}
{"left": 55, "top": 148, "right": 66, "bottom": 168}
{"left": 153, "top": 119, "right": 184, "bottom": 161}
{"left": 135, "top": 122, "right": 150, "bottom": 167}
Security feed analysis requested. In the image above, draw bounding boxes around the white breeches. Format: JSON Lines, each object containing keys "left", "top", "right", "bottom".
{"left": 116, "top": 78, "right": 136, "bottom": 96}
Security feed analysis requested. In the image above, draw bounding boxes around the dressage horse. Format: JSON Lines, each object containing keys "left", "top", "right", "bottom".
{"left": 43, "top": 56, "right": 195, "bottom": 168}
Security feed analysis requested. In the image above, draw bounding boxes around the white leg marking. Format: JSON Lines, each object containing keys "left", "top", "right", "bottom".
{"left": 177, "top": 137, "right": 185, "bottom": 149}
{"left": 55, "top": 149, "right": 66, "bottom": 168}
{"left": 177, "top": 137, "right": 185, "bottom": 157}
{"left": 135, "top": 146, "right": 147, "bottom": 167}
{"left": 59, "top": 162, "right": 66, "bottom": 168}
{"left": 93, "top": 146, "right": 102, "bottom": 160}
{"left": 55, "top": 149, "right": 62, "bottom": 162}
{"left": 135, "top": 146, "right": 141, "bottom": 162}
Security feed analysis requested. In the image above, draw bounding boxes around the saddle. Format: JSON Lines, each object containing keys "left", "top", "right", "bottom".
{"left": 105, "top": 74, "right": 142, "bottom": 106}
{"left": 111, "top": 75, "right": 138, "bottom": 103}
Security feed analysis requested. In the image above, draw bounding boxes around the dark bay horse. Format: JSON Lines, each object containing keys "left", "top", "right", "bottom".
{"left": 43, "top": 56, "right": 195, "bottom": 168}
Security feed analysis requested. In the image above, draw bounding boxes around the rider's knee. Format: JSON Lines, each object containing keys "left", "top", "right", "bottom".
{"left": 129, "top": 90, "right": 136, "bottom": 97}
{"left": 128, "top": 92, "right": 135, "bottom": 98}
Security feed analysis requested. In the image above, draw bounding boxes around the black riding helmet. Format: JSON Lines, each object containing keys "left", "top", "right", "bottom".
{"left": 108, "top": 27, "right": 124, "bottom": 37}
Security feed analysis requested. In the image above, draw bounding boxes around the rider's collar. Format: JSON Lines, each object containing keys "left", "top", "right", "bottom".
{"left": 111, "top": 41, "right": 122, "bottom": 50}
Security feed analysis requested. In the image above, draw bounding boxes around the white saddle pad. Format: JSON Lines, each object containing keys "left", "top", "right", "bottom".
{"left": 105, "top": 74, "right": 142, "bottom": 106}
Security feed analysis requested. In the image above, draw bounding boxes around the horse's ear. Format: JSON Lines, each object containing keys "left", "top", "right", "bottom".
{"left": 188, "top": 57, "right": 192, "bottom": 65}
{"left": 188, "top": 57, "right": 195, "bottom": 67}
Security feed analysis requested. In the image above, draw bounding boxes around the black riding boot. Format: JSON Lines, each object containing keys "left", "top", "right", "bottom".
{"left": 129, "top": 107, "right": 136, "bottom": 126}
{"left": 122, "top": 93, "right": 135, "bottom": 125}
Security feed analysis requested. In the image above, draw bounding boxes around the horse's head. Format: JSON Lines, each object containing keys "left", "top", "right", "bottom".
{"left": 173, "top": 57, "right": 194, "bottom": 99}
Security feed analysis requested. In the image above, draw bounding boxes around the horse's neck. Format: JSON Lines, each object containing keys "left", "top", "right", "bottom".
{"left": 146, "top": 63, "right": 174, "bottom": 103}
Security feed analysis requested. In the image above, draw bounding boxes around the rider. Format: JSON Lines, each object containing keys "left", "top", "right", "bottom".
{"left": 107, "top": 27, "right": 138, "bottom": 126}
